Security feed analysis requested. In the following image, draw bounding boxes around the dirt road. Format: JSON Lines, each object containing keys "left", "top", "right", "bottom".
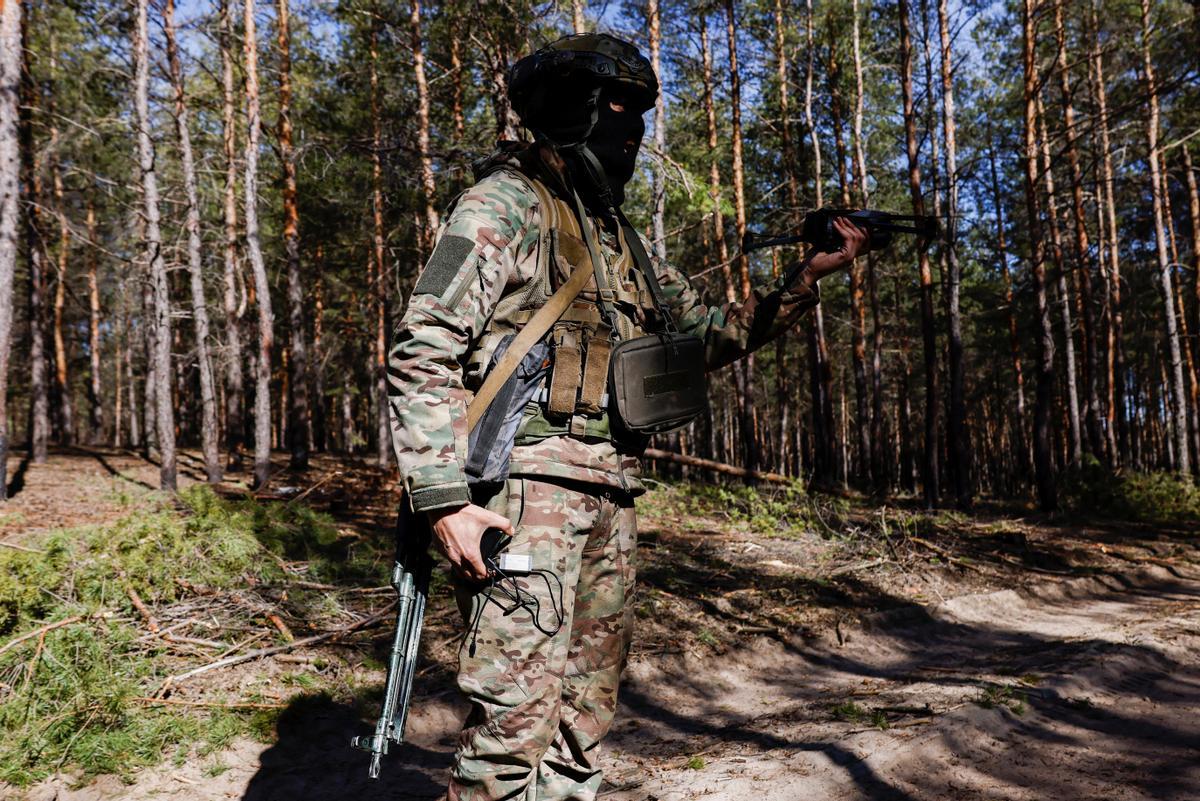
{"left": 23, "top": 561, "right": 1198, "bottom": 801}
{"left": 600, "top": 564, "right": 1200, "bottom": 801}
{"left": 6, "top": 452, "right": 1197, "bottom": 800}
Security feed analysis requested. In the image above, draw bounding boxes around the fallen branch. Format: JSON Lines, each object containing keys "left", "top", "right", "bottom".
{"left": 0, "top": 615, "right": 84, "bottom": 657}
{"left": 287, "top": 471, "right": 342, "bottom": 505}
{"left": 829, "top": 557, "right": 889, "bottom": 576}
{"left": 160, "top": 600, "right": 396, "bottom": 687}
{"left": 908, "top": 537, "right": 987, "bottom": 574}
{"left": 126, "top": 585, "right": 160, "bottom": 633}
{"left": 0, "top": 541, "right": 45, "bottom": 554}
{"left": 131, "top": 696, "right": 285, "bottom": 711}
{"left": 281, "top": 580, "right": 392, "bottom": 595}
{"left": 268, "top": 614, "right": 294, "bottom": 642}
{"left": 642, "top": 448, "right": 793, "bottom": 484}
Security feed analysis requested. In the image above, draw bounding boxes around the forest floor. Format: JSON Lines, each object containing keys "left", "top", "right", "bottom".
{"left": 2, "top": 448, "right": 1198, "bottom": 800}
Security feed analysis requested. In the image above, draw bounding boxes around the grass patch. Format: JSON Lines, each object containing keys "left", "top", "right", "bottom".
{"left": 1062, "top": 457, "right": 1200, "bottom": 525}
{"left": 831, "top": 701, "right": 889, "bottom": 729}
{"left": 641, "top": 479, "right": 843, "bottom": 538}
{"left": 975, "top": 682, "right": 1027, "bottom": 715}
{"left": 0, "top": 486, "right": 382, "bottom": 787}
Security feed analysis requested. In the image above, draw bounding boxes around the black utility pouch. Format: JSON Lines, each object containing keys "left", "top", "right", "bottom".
{"left": 608, "top": 332, "right": 707, "bottom": 434}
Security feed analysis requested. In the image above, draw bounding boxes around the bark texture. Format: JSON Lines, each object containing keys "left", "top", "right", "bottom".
{"left": 899, "top": 0, "right": 940, "bottom": 508}
{"left": 939, "top": 0, "right": 970, "bottom": 507}
{"left": 0, "top": 0, "right": 19, "bottom": 499}
{"left": 1022, "top": 0, "right": 1059, "bottom": 509}
{"left": 277, "top": 0, "right": 308, "bottom": 471}
{"left": 221, "top": 0, "right": 245, "bottom": 471}
{"left": 134, "top": 0, "right": 177, "bottom": 490}
{"left": 1139, "top": 0, "right": 1190, "bottom": 475}
{"left": 165, "top": 0, "right": 220, "bottom": 483}
{"left": 244, "top": 0, "right": 274, "bottom": 489}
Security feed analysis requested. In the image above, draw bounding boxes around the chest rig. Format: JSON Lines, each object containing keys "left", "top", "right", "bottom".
{"left": 469, "top": 167, "right": 663, "bottom": 441}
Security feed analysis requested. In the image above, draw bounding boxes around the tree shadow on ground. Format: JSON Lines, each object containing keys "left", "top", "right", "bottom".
{"left": 611, "top": 566, "right": 1200, "bottom": 800}
{"left": 5, "top": 452, "right": 30, "bottom": 498}
{"left": 241, "top": 694, "right": 450, "bottom": 801}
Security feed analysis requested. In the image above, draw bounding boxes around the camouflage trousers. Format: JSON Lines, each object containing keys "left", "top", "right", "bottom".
{"left": 449, "top": 477, "right": 637, "bottom": 801}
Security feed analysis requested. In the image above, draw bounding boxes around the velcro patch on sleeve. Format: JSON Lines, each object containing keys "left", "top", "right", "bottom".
{"left": 413, "top": 235, "right": 476, "bottom": 298}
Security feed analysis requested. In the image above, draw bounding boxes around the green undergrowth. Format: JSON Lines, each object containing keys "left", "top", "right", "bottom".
{"left": 1062, "top": 456, "right": 1200, "bottom": 526}
{"left": 0, "top": 486, "right": 378, "bottom": 787}
{"left": 641, "top": 479, "right": 846, "bottom": 537}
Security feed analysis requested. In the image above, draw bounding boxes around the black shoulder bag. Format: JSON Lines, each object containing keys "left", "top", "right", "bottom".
{"left": 571, "top": 198, "right": 708, "bottom": 436}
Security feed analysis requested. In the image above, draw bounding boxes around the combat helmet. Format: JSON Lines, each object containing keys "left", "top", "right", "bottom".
{"left": 508, "top": 33, "right": 658, "bottom": 147}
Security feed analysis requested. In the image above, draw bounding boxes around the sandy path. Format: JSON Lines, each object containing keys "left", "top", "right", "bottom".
{"left": 601, "top": 564, "right": 1200, "bottom": 801}
{"left": 19, "top": 562, "right": 1198, "bottom": 801}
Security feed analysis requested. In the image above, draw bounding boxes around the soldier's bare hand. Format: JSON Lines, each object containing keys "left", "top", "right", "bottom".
{"left": 427, "top": 503, "right": 514, "bottom": 582}
{"left": 802, "top": 216, "right": 870, "bottom": 287}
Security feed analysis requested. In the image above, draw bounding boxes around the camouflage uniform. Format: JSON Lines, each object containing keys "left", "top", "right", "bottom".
{"left": 388, "top": 146, "right": 820, "bottom": 800}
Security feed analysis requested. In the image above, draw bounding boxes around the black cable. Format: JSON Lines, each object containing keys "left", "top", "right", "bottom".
{"left": 467, "top": 561, "right": 566, "bottom": 657}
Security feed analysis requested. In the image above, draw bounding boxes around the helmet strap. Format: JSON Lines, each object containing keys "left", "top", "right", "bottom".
{"left": 563, "top": 143, "right": 617, "bottom": 216}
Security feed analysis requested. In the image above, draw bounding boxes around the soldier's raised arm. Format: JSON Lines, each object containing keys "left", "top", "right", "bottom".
{"left": 387, "top": 174, "right": 534, "bottom": 515}
{"left": 650, "top": 216, "right": 865, "bottom": 370}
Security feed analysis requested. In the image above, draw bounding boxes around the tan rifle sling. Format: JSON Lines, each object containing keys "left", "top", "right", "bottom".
{"left": 466, "top": 174, "right": 594, "bottom": 433}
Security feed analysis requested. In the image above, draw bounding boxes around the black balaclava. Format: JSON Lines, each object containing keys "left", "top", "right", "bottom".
{"left": 574, "top": 89, "right": 645, "bottom": 209}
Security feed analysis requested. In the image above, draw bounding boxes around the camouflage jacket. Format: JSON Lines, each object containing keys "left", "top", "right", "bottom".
{"left": 388, "top": 146, "right": 820, "bottom": 514}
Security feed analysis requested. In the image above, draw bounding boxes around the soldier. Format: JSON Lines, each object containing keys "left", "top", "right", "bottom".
{"left": 387, "top": 33, "right": 866, "bottom": 801}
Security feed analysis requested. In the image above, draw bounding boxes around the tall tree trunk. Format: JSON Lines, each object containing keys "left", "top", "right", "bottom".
{"left": 85, "top": 198, "right": 102, "bottom": 442}
{"left": 276, "top": 0, "right": 308, "bottom": 471}
{"left": 803, "top": 0, "right": 836, "bottom": 484}
{"left": 482, "top": 30, "right": 520, "bottom": 142}
{"left": 701, "top": 9, "right": 745, "bottom": 471}
{"left": 1086, "top": 2, "right": 1119, "bottom": 464}
{"left": 134, "top": 0, "right": 177, "bottom": 490}
{"left": 572, "top": 0, "right": 586, "bottom": 33}
{"left": 0, "top": 0, "right": 19, "bottom": 498}
{"left": 1184, "top": 144, "right": 1200, "bottom": 380}
{"left": 1022, "top": 0, "right": 1058, "bottom": 509}
{"left": 244, "top": 0, "right": 273, "bottom": 489}
{"left": 221, "top": 0, "right": 245, "bottom": 472}
{"left": 410, "top": 0, "right": 438, "bottom": 255}
{"left": 773, "top": 0, "right": 797, "bottom": 474}
{"left": 47, "top": 34, "right": 71, "bottom": 447}
{"left": 988, "top": 136, "right": 1029, "bottom": 479}
{"left": 311, "top": 263, "right": 326, "bottom": 452}
{"left": 723, "top": 0, "right": 758, "bottom": 475}
{"left": 723, "top": 0, "right": 749, "bottom": 303}
{"left": 370, "top": 23, "right": 389, "bottom": 468}
{"left": 141, "top": 279, "right": 157, "bottom": 458}
{"left": 851, "top": 0, "right": 885, "bottom": 492}
{"left": 51, "top": 155, "right": 71, "bottom": 445}
{"left": 1088, "top": 0, "right": 1127, "bottom": 464}
{"left": 898, "top": 0, "right": 940, "bottom": 508}
{"left": 938, "top": 0, "right": 970, "bottom": 507}
{"left": 700, "top": 13, "right": 732, "bottom": 305}
{"left": 115, "top": 309, "right": 125, "bottom": 448}
{"left": 449, "top": 34, "right": 465, "bottom": 143}
{"left": 20, "top": 13, "right": 46, "bottom": 464}
{"left": 1160, "top": 154, "right": 1200, "bottom": 470}
{"left": 1053, "top": 0, "right": 1105, "bottom": 462}
{"left": 829, "top": 23, "right": 869, "bottom": 487}
{"left": 895, "top": 273, "right": 917, "bottom": 492}
{"left": 1139, "top": 0, "right": 1190, "bottom": 476}
{"left": 1035, "top": 95, "right": 1082, "bottom": 465}
{"left": 648, "top": 0, "right": 666, "bottom": 263}
{"left": 165, "top": 0, "right": 220, "bottom": 482}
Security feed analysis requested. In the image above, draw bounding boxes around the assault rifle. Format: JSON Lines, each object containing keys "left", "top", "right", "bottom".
{"left": 350, "top": 515, "right": 432, "bottom": 779}
{"left": 743, "top": 208, "right": 938, "bottom": 256}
